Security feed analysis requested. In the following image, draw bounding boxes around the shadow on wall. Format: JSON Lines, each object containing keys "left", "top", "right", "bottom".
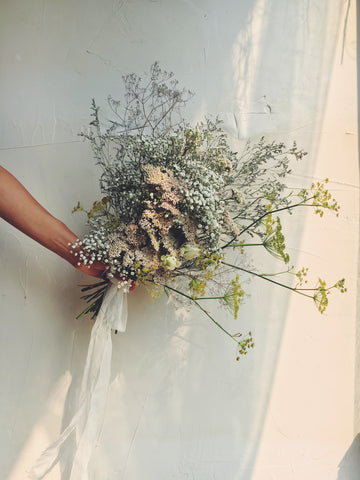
{"left": 337, "top": 434, "right": 360, "bottom": 480}
{"left": 228, "top": 0, "right": 345, "bottom": 478}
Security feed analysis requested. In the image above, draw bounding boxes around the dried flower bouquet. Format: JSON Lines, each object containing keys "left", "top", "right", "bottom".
{"left": 72, "top": 63, "right": 345, "bottom": 359}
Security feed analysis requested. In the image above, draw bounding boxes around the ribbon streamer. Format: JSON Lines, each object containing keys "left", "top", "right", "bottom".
{"left": 30, "top": 280, "right": 128, "bottom": 479}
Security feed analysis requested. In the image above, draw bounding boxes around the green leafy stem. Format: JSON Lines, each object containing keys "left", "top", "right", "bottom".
{"left": 221, "top": 261, "right": 346, "bottom": 314}
{"left": 163, "top": 283, "right": 254, "bottom": 357}
{"left": 222, "top": 180, "right": 340, "bottom": 250}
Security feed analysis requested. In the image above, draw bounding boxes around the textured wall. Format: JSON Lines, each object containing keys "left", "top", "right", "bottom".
{"left": 0, "top": 1, "right": 358, "bottom": 479}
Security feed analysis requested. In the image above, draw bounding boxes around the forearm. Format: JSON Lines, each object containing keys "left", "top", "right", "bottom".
{"left": 0, "top": 166, "right": 110, "bottom": 278}
{"left": 0, "top": 166, "right": 78, "bottom": 265}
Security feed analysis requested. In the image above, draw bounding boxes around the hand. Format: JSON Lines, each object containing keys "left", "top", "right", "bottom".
{"left": 75, "top": 259, "right": 136, "bottom": 291}
{"left": 75, "top": 260, "right": 109, "bottom": 279}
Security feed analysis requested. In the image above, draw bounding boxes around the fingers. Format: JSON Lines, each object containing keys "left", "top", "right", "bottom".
{"left": 76, "top": 262, "right": 136, "bottom": 290}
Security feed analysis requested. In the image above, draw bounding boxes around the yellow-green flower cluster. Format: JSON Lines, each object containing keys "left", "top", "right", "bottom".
{"left": 223, "top": 275, "right": 245, "bottom": 320}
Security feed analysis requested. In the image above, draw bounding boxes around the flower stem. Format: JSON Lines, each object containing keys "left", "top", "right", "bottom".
{"left": 222, "top": 196, "right": 315, "bottom": 249}
{"left": 221, "top": 261, "right": 313, "bottom": 300}
{"left": 163, "top": 284, "right": 239, "bottom": 344}
{"left": 229, "top": 243, "right": 263, "bottom": 247}
{"left": 196, "top": 296, "right": 225, "bottom": 300}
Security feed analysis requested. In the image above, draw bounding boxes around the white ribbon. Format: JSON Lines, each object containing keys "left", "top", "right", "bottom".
{"left": 29, "top": 280, "right": 129, "bottom": 479}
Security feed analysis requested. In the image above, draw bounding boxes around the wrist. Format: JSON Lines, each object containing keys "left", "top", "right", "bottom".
{"left": 49, "top": 219, "right": 79, "bottom": 266}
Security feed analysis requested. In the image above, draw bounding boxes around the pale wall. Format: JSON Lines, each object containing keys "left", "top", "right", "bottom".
{"left": 0, "top": 1, "right": 358, "bottom": 479}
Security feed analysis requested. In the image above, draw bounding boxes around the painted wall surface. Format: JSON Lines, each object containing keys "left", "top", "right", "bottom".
{"left": 0, "top": 1, "right": 358, "bottom": 479}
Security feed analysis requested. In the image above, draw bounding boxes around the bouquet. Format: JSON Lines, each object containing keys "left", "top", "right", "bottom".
{"left": 72, "top": 62, "right": 346, "bottom": 359}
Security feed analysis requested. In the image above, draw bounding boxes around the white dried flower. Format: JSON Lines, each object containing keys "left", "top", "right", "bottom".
{"left": 180, "top": 244, "right": 201, "bottom": 260}
{"left": 161, "top": 254, "right": 180, "bottom": 271}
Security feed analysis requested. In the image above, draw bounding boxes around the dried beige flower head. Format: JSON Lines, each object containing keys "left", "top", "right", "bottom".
{"left": 143, "top": 164, "right": 173, "bottom": 185}
{"left": 181, "top": 217, "right": 197, "bottom": 243}
{"left": 223, "top": 211, "right": 240, "bottom": 237}
{"left": 232, "top": 188, "right": 245, "bottom": 205}
{"left": 218, "top": 156, "right": 232, "bottom": 172}
{"left": 108, "top": 238, "right": 127, "bottom": 258}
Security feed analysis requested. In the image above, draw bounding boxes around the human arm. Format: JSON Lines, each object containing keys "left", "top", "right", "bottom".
{"left": 0, "top": 166, "right": 107, "bottom": 278}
